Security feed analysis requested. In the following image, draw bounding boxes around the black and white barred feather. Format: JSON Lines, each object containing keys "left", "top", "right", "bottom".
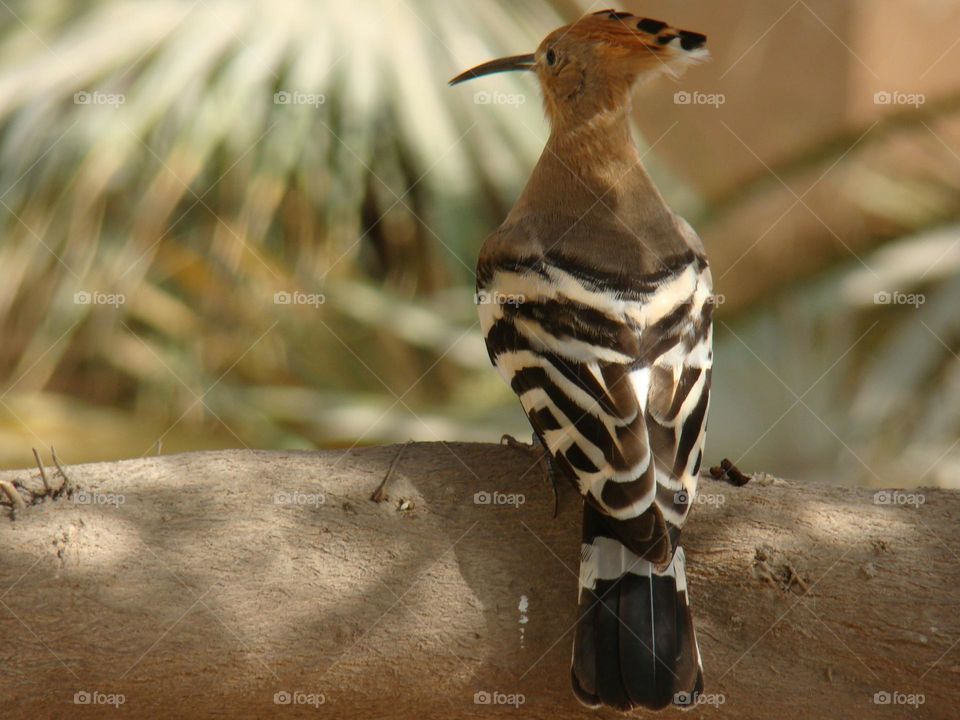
{"left": 479, "top": 237, "right": 712, "bottom": 711}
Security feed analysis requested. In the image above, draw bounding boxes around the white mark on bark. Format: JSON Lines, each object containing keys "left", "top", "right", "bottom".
{"left": 518, "top": 595, "right": 529, "bottom": 648}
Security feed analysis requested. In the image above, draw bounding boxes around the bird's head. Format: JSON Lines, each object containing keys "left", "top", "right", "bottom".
{"left": 450, "top": 9, "right": 708, "bottom": 130}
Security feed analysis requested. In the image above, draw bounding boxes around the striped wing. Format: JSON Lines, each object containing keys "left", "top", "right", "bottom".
{"left": 478, "top": 247, "right": 713, "bottom": 565}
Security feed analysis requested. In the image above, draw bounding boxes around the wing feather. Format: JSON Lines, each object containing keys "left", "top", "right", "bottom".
{"left": 480, "top": 245, "right": 713, "bottom": 562}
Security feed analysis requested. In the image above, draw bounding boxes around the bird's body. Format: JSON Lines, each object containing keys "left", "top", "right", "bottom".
{"left": 453, "top": 9, "right": 713, "bottom": 712}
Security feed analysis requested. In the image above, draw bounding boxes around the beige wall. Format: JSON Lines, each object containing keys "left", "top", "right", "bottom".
{"left": 622, "top": 0, "right": 960, "bottom": 196}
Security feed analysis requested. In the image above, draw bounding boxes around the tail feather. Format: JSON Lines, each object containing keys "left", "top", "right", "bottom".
{"left": 619, "top": 572, "right": 664, "bottom": 707}
{"left": 571, "top": 516, "right": 702, "bottom": 712}
{"left": 594, "top": 583, "right": 632, "bottom": 710}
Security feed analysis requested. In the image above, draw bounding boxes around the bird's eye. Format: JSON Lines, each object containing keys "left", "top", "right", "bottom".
{"left": 546, "top": 49, "right": 557, "bottom": 66}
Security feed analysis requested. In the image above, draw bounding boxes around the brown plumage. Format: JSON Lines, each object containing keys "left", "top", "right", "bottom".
{"left": 452, "top": 9, "right": 713, "bottom": 713}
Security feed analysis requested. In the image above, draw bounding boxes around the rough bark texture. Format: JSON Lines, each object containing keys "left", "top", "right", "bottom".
{"left": 1, "top": 443, "right": 957, "bottom": 719}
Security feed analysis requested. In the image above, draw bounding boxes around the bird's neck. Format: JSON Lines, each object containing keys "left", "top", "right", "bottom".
{"left": 508, "top": 104, "right": 674, "bottom": 229}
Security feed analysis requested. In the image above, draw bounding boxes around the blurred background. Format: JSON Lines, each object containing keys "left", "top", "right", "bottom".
{"left": 0, "top": 0, "right": 958, "bottom": 490}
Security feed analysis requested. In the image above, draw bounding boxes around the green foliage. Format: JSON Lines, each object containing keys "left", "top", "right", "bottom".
{"left": 0, "top": 0, "right": 568, "bottom": 464}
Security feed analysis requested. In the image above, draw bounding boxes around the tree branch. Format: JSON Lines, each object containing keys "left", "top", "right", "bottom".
{"left": 1, "top": 444, "right": 956, "bottom": 718}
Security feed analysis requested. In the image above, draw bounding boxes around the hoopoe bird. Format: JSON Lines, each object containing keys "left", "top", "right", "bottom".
{"left": 451, "top": 9, "right": 712, "bottom": 713}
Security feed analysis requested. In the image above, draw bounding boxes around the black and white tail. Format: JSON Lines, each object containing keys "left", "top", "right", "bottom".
{"left": 571, "top": 507, "right": 703, "bottom": 712}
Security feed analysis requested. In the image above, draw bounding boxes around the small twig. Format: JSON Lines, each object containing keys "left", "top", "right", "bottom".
{"left": 754, "top": 559, "right": 780, "bottom": 588}
{"left": 0, "top": 480, "right": 26, "bottom": 510}
{"left": 371, "top": 441, "right": 412, "bottom": 503}
{"left": 723, "top": 458, "right": 752, "bottom": 486}
{"left": 500, "top": 433, "right": 533, "bottom": 450}
{"left": 50, "top": 446, "right": 72, "bottom": 498}
{"left": 710, "top": 457, "right": 751, "bottom": 486}
{"left": 32, "top": 448, "right": 51, "bottom": 493}
{"left": 786, "top": 563, "right": 810, "bottom": 594}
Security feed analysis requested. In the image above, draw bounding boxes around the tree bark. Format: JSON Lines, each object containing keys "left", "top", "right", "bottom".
{"left": 1, "top": 443, "right": 957, "bottom": 719}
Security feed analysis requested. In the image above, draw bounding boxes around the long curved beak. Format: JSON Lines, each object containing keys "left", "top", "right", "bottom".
{"left": 448, "top": 53, "right": 536, "bottom": 86}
